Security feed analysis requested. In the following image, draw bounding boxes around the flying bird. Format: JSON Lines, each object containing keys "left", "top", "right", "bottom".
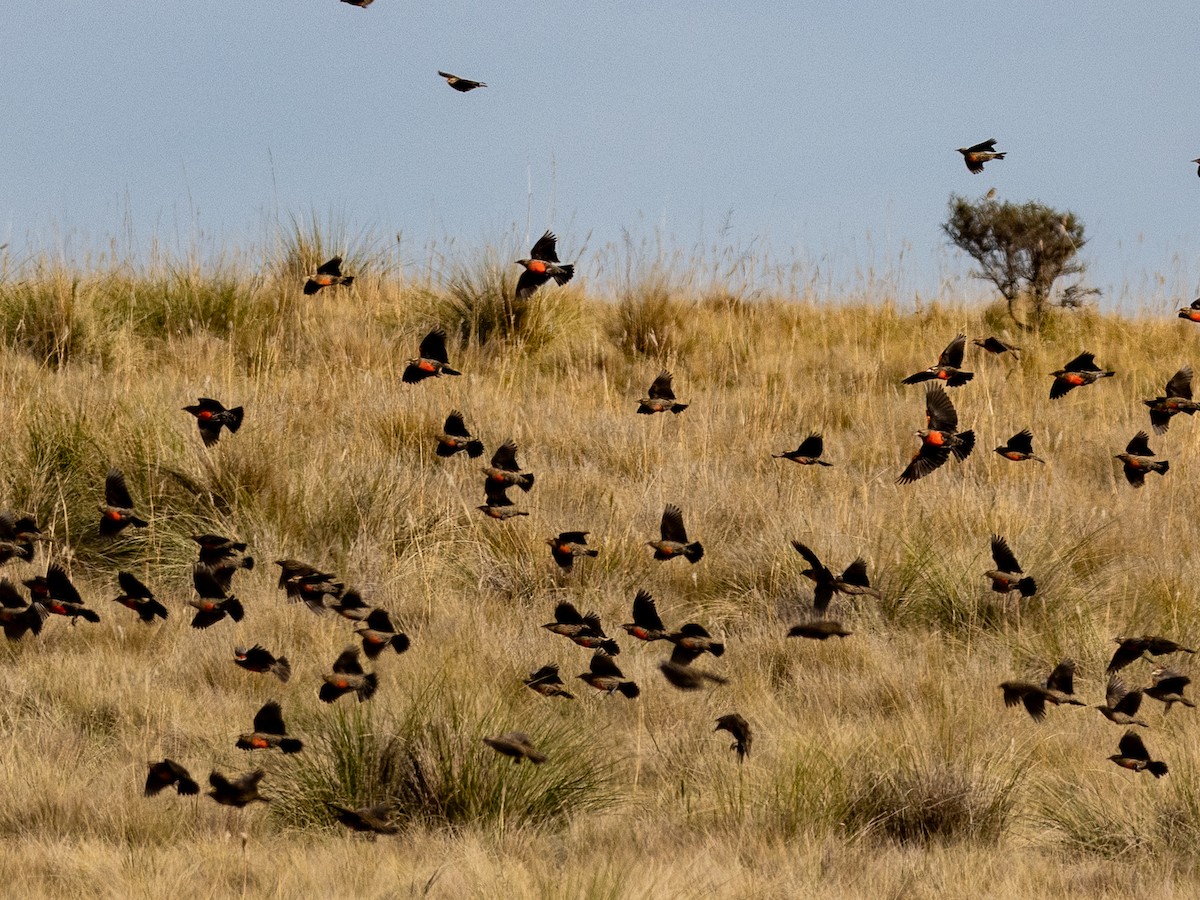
{"left": 402, "top": 328, "right": 461, "bottom": 384}
{"left": 637, "top": 371, "right": 689, "bottom": 414}
{"left": 0, "top": 512, "right": 47, "bottom": 565}
{"left": 515, "top": 231, "right": 574, "bottom": 300}
{"left": 957, "top": 138, "right": 1006, "bottom": 174}
{"left": 340, "top": 0, "right": 374, "bottom": 7}
{"left": 481, "top": 440, "right": 535, "bottom": 492}
{"left": 994, "top": 429, "right": 1043, "bottom": 463}
{"left": 182, "top": 398, "right": 244, "bottom": 447}
{"left": 476, "top": 479, "right": 529, "bottom": 520}
{"left": 189, "top": 566, "right": 245, "bottom": 629}
{"left": 145, "top": 759, "right": 199, "bottom": 797}
{"left": 236, "top": 701, "right": 303, "bottom": 753}
{"left": 999, "top": 659, "right": 1084, "bottom": 722}
{"left": 319, "top": 647, "right": 378, "bottom": 704}
{"left": 663, "top": 623, "right": 725, "bottom": 664}
{"left": 99, "top": 468, "right": 148, "bottom": 536}
{"left": 972, "top": 336, "right": 1020, "bottom": 358}
{"left": 621, "top": 590, "right": 670, "bottom": 643}
{"left": 773, "top": 433, "right": 832, "bottom": 466}
{"left": 233, "top": 645, "right": 291, "bottom": 683}
{"left": 438, "top": 71, "right": 486, "bottom": 92}
{"left": 1097, "top": 675, "right": 1148, "bottom": 727}
{"left": 897, "top": 384, "right": 974, "bottom": 484}
{"left": 436, "top": 411, "right": 484, "bottom": 459}
{"left": 303, "top": 256, "right": 354, "bottom": 295}
{"left": 577, "top": 651, "right": 639, "bottom": 698}
{"left": 646, "top": 504, "right": 704, "bottom": 563}
{"left": 542, "top": 601, "right": 619, "bottom": 654}
{"left": 902, "top": 334, "right": 974, "bottom": 386}
{"left": 1109, "top": 731, "right": 1168, "bottom": 777}
{"left": 1143, "top": 365, "right": 1200, "bottom": 434}
{"left": 1115, "top": 432, "right": 1169, "bottom": 487}
{"left": 659, "top": 656, "right": 728, "bottom": 691}
{"left": 0, "top": 578, "right": 47, "bottom": 640}
{"left": 355, "top": 608, "right": 410, "bottom": 660}
{"left": 790, "top": 540, "right": 881, "bottom": 613}
{"left": 207, "top": 769, "right": 268, "bottom": 807}
{"left": 984, "top": 535, "right": 1036, "bottom": 597}
{"left": 787, "top": 619, "right": 853, "bottom": 640}
{"left": 24, "top": 563, "right": 99, "bottom": 623}
{"left": 524, "top": 664, "right": 575, "bottom": 700}
{"left": 715, "top": 714, "right": 752, "bottom": 762}
{"left": 545, "top": 531, "right": 598, "bottom": 570}
{"left": 1049, "top": 351, "right": 1115, "bottom": 400}
{"left": 1145, "top": 667, "right": 1195, "bottom": 713}
{"left": 327, "top": 802, "right": 399, "bottom": 835}
{"left": 1178, "top": 298, "right": 1200, "bottom": 323}
{"left": 1108, "top": 635, "right": 1195, "bottom": 673}
{"left": 483, "top": 733, "right": 547, "bottom": 764}
{"left": 112, "top": 571, "right": 168, "bottom": 623}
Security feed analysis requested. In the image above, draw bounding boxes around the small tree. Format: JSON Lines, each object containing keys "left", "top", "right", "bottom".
{"left": 943, "top": 195, "right": 1087, "bottom": 329}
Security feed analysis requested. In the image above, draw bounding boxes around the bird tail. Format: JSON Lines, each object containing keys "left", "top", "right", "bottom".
{"left": 518, "top": 473, "right": 535, "bottom": 492}
{"left": 618, "top": 681, "right": 640, "bottom": 699}
{"left": 552, "top": 264, "right": 575, "bottom": 286}
{"left": 147, "top": 599, "right": 169, "bottom": 621}
{"left": 600, "top": 639, "right": 620, "bottom": 656}
{"left": 357, "top": 673, "right": 379, "bottom": 702}
{"left": 441, "top": 365, "right": 462, "bottom": 377}
{"left": 224, "top": 597, "right": 245, "bottom": 623}
{"left": 466, "top": 440, "right": 484, "bottom": 458}
{"left": 1149, "top": 760, "right": 1169, "bottom": 778}
{"left": 131, "top": 516, "right": 150, "bottom": 528}
{"left": 390, "top": 633, "right": 411, "bottom": 654}
{"left": 318, "top": 683, "right": 340, "bottom": 704}
{"left": 273, "top": 657, "right": 292, "bottom": 683}
{"left": 227, "top": 407, "right": 245, "bottom": 433}
{"left": 1154, "top": 461, "right": 1170, "bottom": 475}
{"left": 708, "top": 642, "right": 726, "bottom": 658}
{"left": 279, "top": 738, "right": 304, "bottom": 754}
{"left": 1018, "top": 577, "right": 1037, "bottom": 598}
{"left": 339, "top": 276, "right": 355, "bottom": 288}
{"left": 584, "top": 549, "right": 599, "bottom": 558}
{"left": 241, "top": 557, "right": 255, "bottom": 571}
{"left": 79, "top": 607, "right": 101, "bottom": 623}
{"left": 671, "top": 403, "right": 689, "bottom": 414}
{"left": 685, "top": 541, "right": 705, "bottom": 563}
{"left": 953, "top": 431, "right": 976, "bottom": 461}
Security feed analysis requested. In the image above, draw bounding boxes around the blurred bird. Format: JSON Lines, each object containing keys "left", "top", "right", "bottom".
{"left": 897, "top": 384, "right": 974, "bottom": 484}
{"left": 274, "top": 559, "right": 325, "bottom": 589}
{"left": 524, "top": 664, "right": 575, "bottom": 700}
{"left": 1194, "top": 158, "right": 1200, "bottom": 177}
{"left": 481, "top": 440, "right": 535, "bottom": 492}
{"left": 438, "top": 70, "right": 486, "bottom": 92}
{"left": 1108, "top": 635, "right": 1195, "bottom": 673}
{"left": 340, "top": 0, "right": 374, "bottom": 8}
{"left": 546, "top": 531, "right": 598, "bottom": 570}
{"left": 189, "top": 566, "right": 245, "bottom": 629}
{"left": 476, "top": 481, "right": 529, "bottom": 520}
{"left": 715, "top": 713, "right": 752, "bottom": 762}
{"left": 999, "top": 659, "right": 1084, "bottom": 722}
{"left": 483, "top": 732, "right": 547, "bottom": 763}
{"left": 328, "top": 588, "right": 375, "bottom": 623}
{"left": 192, "top": 535, "right": 254, "bottom": 591}
{"left": 236, "top": 701, "right": 303, "bottom": 753}
{"left": 182, "top": 398, "right": 244, "bottom": 447}
{"left": 791, "top": 540, "right": 881, "bottom": 613}
{"left": 1097, "top": 675, "right": 1148, "bottom": 727}
{"left": 24, "top": 563, "right": 99, "bottom": 624}
{"left": 646, "top": 503, "right": 704, "bottom": 563}
{"left": 208, "top": 769, "right": 268, "bottom": 807}
{"left": 787, "top": 619, "right": 853, "bottom": 640}
{"left": 112, "top": 571, "right": 168, "bottom": 623}
{"left": 577, "top": 651, "right": 640, "bottom": 698}
{"left": 436, "top": 410, "right": 484, "bottom": 459}
{"left": 1177, "top": 298, "right": 1200, "bottom": 323}
{"left": 621, "top": 590, "right": 670, "bottom": 642}
{"left": 0, "top": 511, "right": 48, "bottom": 565}
{"left": 1049, "top": 351, "right": 1115, "bottom": 400}
{"left": 355, "top": 608, "right": 410, "bottom": 660}
{"left": 145, "top": 759, "right": 199, "bottom": 797}
{"left": 233, "top": 645, "right": 292, "bottom": 683}
{"left": 972, "top": 336, "right": 1020, "bottom": 358}
{"left": 99, "top": 468, "right": 148, "bottom": 536}
{"left": 402, "top": 328, "right": 461, "bottom": 384}
{"left": 773, "top": 433, "right": 832, "bottom": 466}
{"left": 0, "top": 578, "right": 47, "bottom": 640}
{"left": 303, "top": 256, "right": 354, "bottom": 295}
{"left": 515, "top": 231, "right": 574, "bottom": 300}
{"left": 542, "top": 601, "right": 619, "bottom": 654}
{"left": 1109, "top": 731, "right": 1168, "bottom": 778}
{"left": 319, "top": 648, "right": 378, "bottom": 704}
{"left": 902, "top": 334, "right": 974, "bottom": 386}
{"left": 327, "top": 802, "right": 399, "bottom": 835}
{"left": 660, "top": 656, "right": 728, "bottom": 691}
{"left": 637, "top": 370, "right": 689, "bottom": 414}
{"left": 1145, "top": 667, "right": 1195, "bottom": 713}
{"left": 1115, "top": 431, "right": 1169, "bottom": 487}
{"left": 664, "top": 623, "right": 725, "bottom": 663}
{"left": 994, "top": 429, "right": 1043, "bottom": 463}
{"left": 957, "top": 138, "right": 1006, "bottom": 173}
{"left": 1144, "top": 365, "right": 1200, "bottom": 434}
{"left": 984, "top": 535, "right": 1037, "bottom": 597}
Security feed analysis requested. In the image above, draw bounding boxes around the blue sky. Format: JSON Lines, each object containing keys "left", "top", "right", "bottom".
{"left": 3, "top": 2, "right": 1197, "bottom": 305}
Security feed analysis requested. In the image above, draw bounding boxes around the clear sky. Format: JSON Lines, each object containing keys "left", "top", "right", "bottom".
{"left": 3, "top": 2, "right": 1197, "bottom": 305}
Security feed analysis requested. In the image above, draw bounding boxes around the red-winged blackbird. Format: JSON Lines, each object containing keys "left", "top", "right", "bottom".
{"left": 483, "top": 733, "right": 547, "bottom": 763}
{"left": 715, "top": 713, "right": 752, "bottom": 762}
{"left": 402, "top": 328, "right": 461, "bottom": 384}
{"left": 957, "top": 138, "right": 1006, "bottom": 173}
{"left": 1109, "top": 731, "right": 1168, "bottom": 777}
{"left": 1115, "top": 431, "right": 1169, "bottom": 487}
{"left": 546, "top": 531, "right": 598, "bottom": 570}
{"left": 304, "top": 256, "right": 354, "bottom": 295}
{"left": 1145, "top": 667, "right": 1195, "bottom": 713}
{"left": 182, "top": 398, "right": 244, "bottom": 447}
{"left": 327, "top": 802, "right": 399, "bottom": 834}
{"left": 189, "top": 566, "right": 245, "bottom": 629}
{"left": 24, "top": 563, "right": 99, "bottom": 623}
{"left": 438, "top": 71, "right": 486, "bottom": 92}
{"left": 328, "top": 587, "right": 375, "bottom": 622}
{"left": 234, "top": 645, "right": 291, "bottom": 682}
{"left": 972, "top": 336, "right": 1020, "bottom": 358}
{"left": 622, "top": 590, "right": 669, "bottom": 642}
{"left": 112, "top": 571, "right": 168, "bottom": 623}
{"left": 355, "top": 608, "right": 410, "bottom": 659}
{"left": 542, "top": 601, "right": 619, "bottom": 654}
{"left": 145, "top": 759, "right": 199, "bottom": 797}
{"left": 436, "top": 411, "right": 484, "bottom": 459}
{"left": 1144, "top": 366, "right": 1200, "bottom": 434}
{"left": 1050, "top": 351, "right": 1115, "bottom": 400}
{"left": 660, "top": 656, "right": 728, "bottom": 691}
{"left": 1097, "top": 675, "right": 1148, "bottom": 727}
{"left": 1178, "top": 298, "right": 1200, "bottom": 323}
{"left": 999, "top": 659, "right": 1084, "bottom": 722}
{"left": 664, "top": 623, "right": 724, "bottom": 663}
{"left": 994, "top": 429, "right": 1043, "bottom": 463}
{"left": 897, "top": 384, "right": 974, "bottom": 484}
{"left": 0, "top": 511, "right": 47, "bottom": 565}
{"left": 902, "top": 334, "right": 974, "bottom": 387}
{"left": 99, "top": 468, "right": 149, "bottom": 536}
{"left": 646, "top": 504, "right": 703, "bottom": 563}
{"left": 481, "top": 440, "right": 535, "bottom": 492}
{"left": 236, "top": 701, "right": 303, "bottom": 753}
{"left": 637, "top": 371, "right": 689, "bottom": 414}
{"left": 773, "top": 433, "right": 832, "bottom": 466}
{"left": 319, "top": 647, "right": 378, "bottom": 703}
{"left": 0, "top": 578, "right": 47, "bottom": 640}
{"left": 1108, "top": 635, "right": 1195, "bottom": 673}
{"left": 790, "top": 540, "right": 881, "bottom": 613}
{"left": 984, "top": 535, "right": 1036, "bottom": 597}
{"left": 208, "top": 769, "right": 268, "bottom": 807}
{"left": 577, "top": 651, "right": 639, "bottom": 698}
{"left": 525, "top": 664, "right": 575, "bottom": 699}
{"left": 515, "top": 231, "right": 574, "bottom": 301}
{"left": 787, "top": 619, "right": 852, "bottom": 640}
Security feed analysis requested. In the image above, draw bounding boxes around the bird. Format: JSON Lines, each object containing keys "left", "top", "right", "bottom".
{"left": 663, "top": 623, "right": 725, "bottom": 663}
{"left": 715, "top": 714, "right": 752, "bottom": 762}
{"left": 192, "top": 533, "right": 254, "bottom": 569}
{"left": 0, "top": 511, "right": 48, "bottom": 565}
{"left": 436, "top": 411, "right": 484, "bottom": 459}
{"left": 984, "top": 535, "right": 1036, "bottom": 597}
{"left": 972, "top": 336, "right": 1020, "bottom": 358}
{"left": 99, "top": 468, "right": 148, "bottom": 536}
{"left": 790, "top": 540, "right": 881, "bottom": 613}
{"left": 1108, "top": 636, "right": 1195, "bottom": 673}
{"left": 182, "top": 398, "right": 244, "bottom": 447}
{"left": 354, "top": 608, "right": 410, "bottom": 660}
{"left": 303, "top": 256, "right": 354, "bottom": 295}
{"left": 327, "top": 802, "right": 399, "bottom": 835}
{"left": 1049, "top": 351, "right": 1115, "bottom": 400}
{"left": 957, "top": 138, "right": 1006, "bottom": 174}
{"left": 1115, "top": 432, "right": 1169, "bottom": 487}
{"left": 233, "top": 645, "right": 292, "bottom": 683}
{"left": 284, "top": 571, "right": 344, "bottom": 614}
{"left": 524, "top": 664, "right": 575, "bottom": 700}
{"left": 660, "top": 656, "right": 728, "bottom": 691}
{"left": 402, "top": 328, "right": 461, "bottom": 384}
{"left": 897, "top": 384, "right": 975, "bottom": 484}
{"left": 901, "top": 334, "right": 974, "bottom": 386}
{"left": 646, "top": 504, "right": 704, "bottom": 563}
{"left": 328, "top": 588, "right": 375, "bottom": 623}
{"left": 236, "top": 701, "right": 303, "bottom": 753}
{"left": 481, "top": 440, "right": 535, "bottom": 493}
{"left": 0, "top": 578, "right": 47, "bottom": 640}
{"left": 999, "top": 659, "right": 1084, "bottom": 722}
{"left": 787, "top": 619, "right": 853, "bottom": 640}
{"left": 23, "top": 563, "right": 99, "bottom": 624}
{"left": 545, "top": 531, "right": 598, "bottom": 570}
{"left": 483, "top": 733, "right": 547, "bottom": 764}
{"left": 1144, "top": 667, "right": 1195, "bottom": 713}
{"left": 1144, "top": 365, "right": 1200, "bottom": 434}
{"left": 515, "top": 231, "right": 574, "bottom": 300}
{"left": 1177, "top": 298, "right": 1200, "bottom": 323}
{"left": 319, "top": 648, "right": 378, "bottom": 703}
{"left": 437, "top": 71, "right": 486, "bottom": 92}
{"left": 637, "top": 371, "right": 689, "bottom": 414}
{"left": 145, "top": 759, "right": 199, "bottom": 797}
{"left": 542, "top": 602, "right": 619, "bottom": 654}
{"left": 773, "top": 433, "right": 832, "bottom": 466}
{"left": 189, "top": 566, "right": 245, "bottom": 629}
{"left": 577, "top": 651, "right": 639, "bottom": 698}
{"left": 207, "top": 769, "right": 268, "bottom": 807}
{"left": 994, "top": 429, "right": 1043, "bottom": 463}
{"left": 476, "top": 480, "right": 529, "bottom": 520}
{"left": 340, "top": 0, "right": 374, "bottom": 8}
{"left": 1109, "top": 731, "right": 1168, "bottom": 778}
{"left": 1194, "top": 158, "right": 1200, "bottom": 178}
{"left": 112, "top": 572, "right": 168, "bottom": 623}
{"left": 1097, "top": 675, "right": 1148, "bottom": 727}
{"left": 621, "top": 590, "right": 670, "bottom": 642}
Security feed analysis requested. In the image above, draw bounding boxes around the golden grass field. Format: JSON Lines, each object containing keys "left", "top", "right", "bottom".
{"left": 1, "top": 240, "right": 1200, "bottom": 898}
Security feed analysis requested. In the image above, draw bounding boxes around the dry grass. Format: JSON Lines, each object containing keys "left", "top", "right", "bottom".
{"left": 0, "top": 244, "right": 1198, "bottom": 897}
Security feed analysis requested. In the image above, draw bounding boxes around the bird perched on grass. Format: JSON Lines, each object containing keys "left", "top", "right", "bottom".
{"left": 436, "top": 411, "right": 484, "bottom": 459}
{"left": 319, "top": 648, "right": 378, "bottom": 704}
{"left": 189, "top": 566, "right": 244, "bottom": 629}
{"left": 957, "top": 138, "right": 1006, "bottom": 173}
{"left": 145, "top": 759, "right": 199, "bottom": 797}
{"left": 621, "top": 590, "right": 670, "bottom": 643}
{"left": 182, "top": 398, "right": 244, "bottom": 447}
{"left": 773, "top": 433, "right": 832, "bottom": 466}
{"left": 1097, "top": 675, "right": 1148, "bottom": 727}
{"left": 546, "top": 531, "right": 598, "bottom": 570}
{"left": 355, "top": 608, "right": 410, "bottom": 659}
{"left": 233, "top": 645, "right": 291, "bottom": 682}
{"left": 1115, "top": 431, "right": 1169, "bottom": 487}
{"left": 1109, "top": 731, "right": 1168, "bottom": 778}
{"left": 897, "top": 384, "right": 974, "bottom": 484}
{"left": 207, "top": 769, "right": 268, "bottom": 807}
{"left": 402, "top": 328, "right": 461, "bottom": 384}
{"left": 524, "top": 664, "right": 575, "bottom": 700}
{"left": 646, "top": 504, "right": 704, "bottom": 563}
{"left": 999, "top": 659, "right": 1085, "bottom": 722}
{"left": 994, "top": 429, "right": 1043, "bottom": 463}
{"left": 637, "top": 370, "right": 689, "bottom": 415}
{"left": 984, "top": 535, "right": 1036, "bottom": 597}
{"left": 327, "top": 802, "right": 399, "bottom": 835}
{"left": 791, "top": 540, "right": 881, "bottom": 613}
{"left": 1145, "top": 668, "right": 1195, "bottom": 713}
{"left": 236, "top": 701, "right": 303, "bottom": 753}
{"left": 787, "top": 619, "right": 853, "bottom": 640}
{"left": 1049, "top": 351, "right": 1115, "bottom": 400}
{"left": 1108, "top": 635, "right": 1195, "bottom": 673}
{"left": 902, "top": 334, "right": 974, "bottom": 386}
{"left": 303, "top": 256, "right": 354, "bottom": 295}
{"left": 972, "top": 336, "right": 1020, "bottom": 358}
{"left": 438, "top": 71, "right": 486, "bottom": 92}
{"left": 1144, "top": 365, "right": 1200, "bottom": 434}
{"left": 577, "top": 651, "right": 639, "bottom": 698}
{"left": 515, "top": 231, "right": 574, "bottom": 300}
{"left": 112, "top": 571, "right": 168, "bottom": 623}
{"left": 483, "top": 733, "right": 547, "bottom": 763}
{"left": 99, "top": 468, "right": 148, "bottom": 536}
{"left": 715, "top": 714, "right": 752, "bottom": 762}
